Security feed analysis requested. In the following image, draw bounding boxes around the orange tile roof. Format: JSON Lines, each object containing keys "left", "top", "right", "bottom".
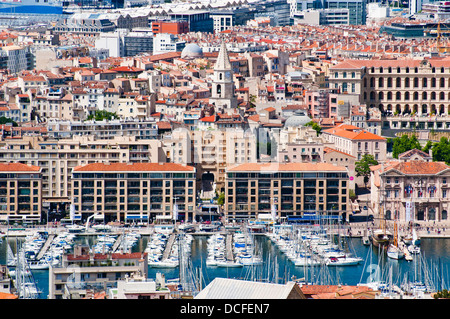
{"left": 323, "top": 147, "right": 355, "bottom": 158}
{"left": 227, "top": 162, "right": 346, "bottom": 172}
{"left": 0, "top": 292, "right": 18, "bottom": 299}
{"left": 67, "top": 252, "right": 146, "bottom": 261}
{"left": 385, "top": 161, "right": 450, "bottom": 175}
{"left": 73, "top": 162, "right": 195, "bottom": 172}
{"left": 0, "top": 163, "right": 40, "bottom": 172}
{"left": 330, "top": 57, "right": 450, "bottom": 70}
{"left": 323, "top": 125, "right": 385, "bottom": 141}
{"left": 200, "top": 115, "right": 215, "bottom": 123}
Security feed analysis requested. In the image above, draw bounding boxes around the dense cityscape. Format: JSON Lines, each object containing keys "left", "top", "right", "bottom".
{"left": 0, "top": 0, "right": 449, "bottom": 302}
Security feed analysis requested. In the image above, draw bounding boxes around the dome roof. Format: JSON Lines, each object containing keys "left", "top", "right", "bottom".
{"left": 284, "top": 110, "right": 311, "bottom": 127}
{"left": 181, "top": 43, "right": 203, "bottom": 60}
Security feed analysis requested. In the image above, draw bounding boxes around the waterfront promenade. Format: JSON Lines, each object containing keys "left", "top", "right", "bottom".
{"left": 344, "top": 220, "right": 450, "bottom": 239}
{"left": 2, "top": 220, "right": 450, "bottom": 240}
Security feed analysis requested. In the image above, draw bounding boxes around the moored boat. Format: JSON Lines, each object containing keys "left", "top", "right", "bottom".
{"left": 387, "top": 244, "right": 405, "bottom": 260}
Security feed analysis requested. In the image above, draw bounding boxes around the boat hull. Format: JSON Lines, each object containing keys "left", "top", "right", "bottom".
{"left": 387, "top": 246, "right": 405, "bottom": 260}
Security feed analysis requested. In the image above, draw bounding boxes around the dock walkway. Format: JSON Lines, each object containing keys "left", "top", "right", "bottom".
{"left": 112, "top": 234, "right": 124, "bottom": 252}
{"left": 161, "top": 233, "right": 176, "bottom": 261}
{"left": 36, "top": 234, "right": 56, "bottom": 260}
{"left": 226, "top": 234, "right": 234, "bottom": 262}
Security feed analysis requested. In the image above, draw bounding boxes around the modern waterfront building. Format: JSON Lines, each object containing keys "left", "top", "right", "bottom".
{"left": 0, "top": 136, "right": 164, "bottom": 218}
{"left": 0, "top": 163, "right": 42, "bottom": 224}
{"left": 48, "top": 245, "right": 148, "bottom": 299}
{"left": 224, "top": 162, "right": 350, "bottom": 221}
{"left": 71, "top": 162, "right": 196, "bottom": 223}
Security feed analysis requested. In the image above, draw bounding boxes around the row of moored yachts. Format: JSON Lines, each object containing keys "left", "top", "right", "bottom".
{"left": 266, "top": 228, "right": 363, "bottom": 267}
{"left": 146, "top": 232, "right": 193, "bottom": 268}
{"left": 206, "top": 233, "right": 263, "bottom": 267}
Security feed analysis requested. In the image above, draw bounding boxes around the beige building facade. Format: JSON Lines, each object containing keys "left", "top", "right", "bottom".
{"left": 329, "top": 58, "right": 450, "bottom": 131}
{"left": 0, "top": 136, "right": 163, "bottom": 215}
{"left": 370, "top": 149, "right": 450, "bottom": 223}
{"left": 71, "top": 162, "right": 196, "bottom": 223}
{"left": 0, "top": 163, "right": 42, "bottom": 223}
{"left": 321, "top": 124, "right": 386, "bottom": 162}
{"left": 225, "top": 162, "right": 350, "bottom": 221}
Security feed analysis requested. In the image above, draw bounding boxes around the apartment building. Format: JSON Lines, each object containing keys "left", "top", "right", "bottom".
{"left": 47, "top": 119, "right": 158, "bottom": 140}
{"left": 305, "top": 90, "right": 340, "bottom": 119}
{"left": 164, "top": 128, "right": 257, "bottom": 192}
{"left": 278, "top": 125, "right": 332, "bottom": 163}
{"left": 71, "top": 162, "right": 196, "bottom": 223}
{"left": 49, "top": 246, "right": 148, "bottom": 299}
{"left": 370, "top": 149, "right": 450, "bottom": 223}
{"left": 329, "top": 58, "right": 450, "bottom": 133}
{"left": 0, "top": 163, "right": 42, "bottom": 223}
{"left": 151, "top": 20, "right": 189, "bottom": 35}
{"left": 225, "top": 162, "right": 349, "bottom": 221}
{"left": 0, "top": 136, "right": 163, "bottom": 216}
{"left": 152, "top": 33, "right": 186, "bottom": 55}
{"left": 321, "top": 123, "right": 386, "bottom": 161}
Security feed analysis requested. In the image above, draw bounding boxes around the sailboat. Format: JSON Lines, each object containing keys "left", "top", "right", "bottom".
{"left": 362, "top": 229, "right": 370, "bottom": 246}
{"left": 387, "top": 209, "right": 404, "bottom": 260}
{"left": 371, "top": 215, "right": 393, "bottom": 248}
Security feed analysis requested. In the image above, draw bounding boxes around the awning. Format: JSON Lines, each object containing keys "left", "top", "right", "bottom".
{"left": 126, "top": 215, "right": 149, "bottom": 220}
{"left": 287, "top": 215, "right": 341, "bottom": 222}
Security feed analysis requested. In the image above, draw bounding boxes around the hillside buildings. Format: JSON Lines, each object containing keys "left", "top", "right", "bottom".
{"left": 1, "top": 12, "right": 450, "bottom": 226}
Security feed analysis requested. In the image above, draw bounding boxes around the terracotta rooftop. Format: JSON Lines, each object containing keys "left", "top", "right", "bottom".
{"left": 300, "top": 284, "right": 376, "bottom": 299}
{"left": 323, "top": 125, "right": 385, "bottom": 141}
{"left": 67, "top": 252, "right": 146, "bottom": 261}
{"left": 0, "top": 163, "right": 40, "bottom": 172}
{"left": 384, "top": 161, "right": 450, "bottom": 175}
{"left": 227, "top": 162, "right": 347, "bottom": 172}
{"left": 73, "top": 162, "right": 195, "bottom": 172}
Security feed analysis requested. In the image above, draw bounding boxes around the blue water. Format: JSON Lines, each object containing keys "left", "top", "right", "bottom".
{"left": 1, "top": 235, "right": 449, "bottom": 299}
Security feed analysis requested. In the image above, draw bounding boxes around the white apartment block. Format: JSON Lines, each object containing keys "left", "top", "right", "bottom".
{"left": 152, "top": 33, "right": 186, "bottom": 55}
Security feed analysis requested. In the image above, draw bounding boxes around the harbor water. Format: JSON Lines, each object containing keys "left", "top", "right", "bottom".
{"left": 0, "top": 233, "right": 449, "bottom": 299}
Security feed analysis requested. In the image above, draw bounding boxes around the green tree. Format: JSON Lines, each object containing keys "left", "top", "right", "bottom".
{"left": 86, "top": 110, "right": 118, "bottom": 121}
{"left": 305, "top": 121, "right": 322, "bottom": 136}
{"left": 422, "top": 140, "right": 433, "bottom": 155}
{"left": 392, "top": 134, "right": 421, "bottom": 158}
{"left": 431, "top": 137, "right": 450, "bottom": 164}
{"left": 434, "top": 289, "right": 450, "bottom": 299}
{"left": 355, "top": 154, "right": 378, "bottom": 187}
{"left": 0, "top": 116, "right": 18, "bottom": 127}
{"left": 217, "top": 192, "right": 225, "bottom": 206}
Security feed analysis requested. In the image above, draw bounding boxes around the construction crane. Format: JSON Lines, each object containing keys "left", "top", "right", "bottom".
{"left": 425, "top": 21, "right": 450, "bottom": 53}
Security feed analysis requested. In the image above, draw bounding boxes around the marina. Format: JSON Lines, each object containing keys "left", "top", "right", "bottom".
{"left": 0, "top": 221, "right": 449, "bottom": 299}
